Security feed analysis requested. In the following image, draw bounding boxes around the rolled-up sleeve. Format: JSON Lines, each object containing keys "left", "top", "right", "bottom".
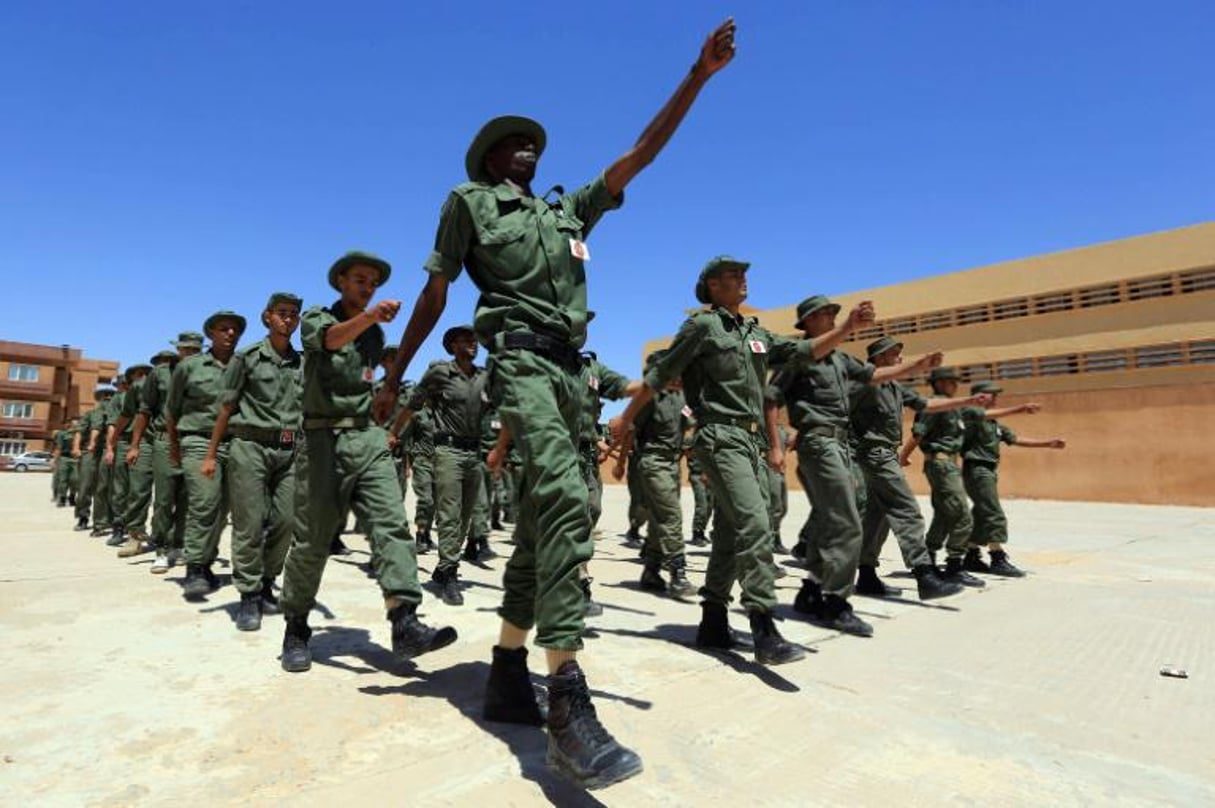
{"left": 565, "top": 173, "right": 624, "bottom": 238}
{"left": 220, "top": 353, "right": 249, "bottom": 408}
{"left": 644, "top": 318, "right": 706, "bottom": 391}
{"left": 424, "top": 193, "right": 474, "bottom": 281}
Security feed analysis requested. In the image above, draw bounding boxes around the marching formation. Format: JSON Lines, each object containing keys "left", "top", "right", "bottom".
{"left": 43, "top": 18, "right": 1066, "bottom": 793}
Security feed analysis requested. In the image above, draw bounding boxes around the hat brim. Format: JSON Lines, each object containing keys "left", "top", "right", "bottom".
{"left": 465, "top": 116, "right": 547, "bottom": 183}
{"left": 442, "top": 326, "right": 476, "bottom": 353}
{"left": 793, "top": 303, "right": 841, "bottom": 329}
{"left": 328, "top": 256, "right": 392, "bottom": 292}
{"left": 204, "top": 314, "right": 248, "bottom": 336}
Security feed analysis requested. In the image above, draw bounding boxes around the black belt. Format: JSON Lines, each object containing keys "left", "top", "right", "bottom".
{"left": 697, "top": 413, "right": 760, "bottom": 433}
{"left": 230, "top": 426, "right": 298, "bottom": 448}
{"left": 499, "top": 332, "right": 585, "bottom": 373}
{"left": 434, "top": 433, "right": 480, "bottom": 451}
{"left": 178, "top": 430, "right": 229, "bottom": 440}
{"left": 802, "top": 424, "right": 850, "bottom": 441}
{"left": 303, "top": 416, "right": 369, "bottom": 430}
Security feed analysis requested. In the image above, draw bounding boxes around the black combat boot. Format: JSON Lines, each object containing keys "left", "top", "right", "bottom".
{"left": 962, "top": 546, "right": 991, "bottom": 573}
{"left": 329, "top": 533, "right": 351, "bottom": 556}
{"left": 388, "top": 603, "right": 457, "bottom": 659}
{"left": 89, "top": 526, "right": 109, "bottom": 538}
{"left": 639, "top": 563, "right": 666, "bottom": 593}
{"left": 201, "top": 564, "right": 220, "bottom": 591}
{"left": 416, "top": 528, "right": 434, "bottom": 554}
{"left": 749, "top": 611, "right": 806, "bottom": 665}
{"left": 665, "top": 556, "right": 696, "bottom": 599}
{"left": 814, "top": 595, "right": 874, "bottom": 637}
{"left": 483, "top": 645, "right": 545, "bottom": 726}
{"left": 941, "top": 556, "right": 986, "bottom": 587}
{"left": 854, "top": 564, "right": 903, "bottom": 598}
{"left": 790, "top": 540, "right": 807, "bottom": 561}
{"left": 689, "top": 529, "right": 708, "bottom": 547}
{"left": 491, "top": 514, "right": 505, "bottom": 532}
{"left": 580, "top": 577, "right": 604, "bottom": 618}
{"left": 477, "top": 535, "right": 497, "bottom": 559}
{"left": 235, "top": 592, "right": 262, "bottom": 632}
{"left": 695, "top": 602, "right": 736, "bottom": 650}
{"left": 432, "top": 566, "right": 464, "bottom": 606}
{"left": 281, "top": 616, "right": 312, "bottom": 672}
{"left": 260, "top": 578, "right": 281, "bottom": 612}
{"left": 546, "top": 661, "right": 643, "bottom": 790}
{"left": 772, "top": 534, "right": 787, "bottom": 555}
{"left": 792, "top": 578, "right": 824, "bottom": 618}
{"left": 623, "top": 527, "right": 643, "bottom": 549}
{"left": 74, "top": 516, "right": 89, "bottom": 531}
{"left": 913, "top": 564, "right": 964, "bottom": 600}
{"left": 988, "top": 550, "right": 1026, "bottom": 578}
{"left": 182, "top": 563, "right": 211, "bottom": 598}
{"left": 462, "top": 536, "right": 480, "bottom": 562}
{"left": 57, "top": 496, "right": 67, "bottom": 508}
{"left": 106, "top": 526, "right": 126, "bottom": 547}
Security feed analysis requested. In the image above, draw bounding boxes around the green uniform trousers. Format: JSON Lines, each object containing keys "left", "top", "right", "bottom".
{"left": 92, "top": 454, "right": 114, "bottom": 530}
{"left": 281, "top": 427, "right": 422, "bottom": 617}
{"left": 181, "top": 435, "right": 230, "bottom": 566}
{"left": 109, "top": 450, "right": 130, "bottom": 533}
{"left": 54, "top": 458, "right": 78, "bottom": 501}
{"left": 766, "top": 463, "right": 788, "bottom": 539}
{"left": 227, "top": 437, "right": 295, "bottom": 595}
{"left": 580, "top": 444, "right": 604, "bottom": 528}
{"left": 858, "top": 445, "right": 931, "bottom": 569}
{"left": 471, "top": 466, "right": 492, "bottom": 538}
{"left": 626, "top": 453, "right": 649, "bottom": 533}
{"left": 638, "top": 452, "right": 686, "bottom": 568}
{"left": 490, "top": 470, "right": 507, "bottom": 522}
{"left": 499, "top": 466, "right": 518, "bottom": 522}
{"left": 433, "top": 445, "right": 483, "bottom": 571}
{"left": 797, "top": 433, "right": 863, "bottom": 598}
{"left": 150, "top": 436, "right": 188, "bottom": 551}
{"left": 797, "top": 445, "right": 867, "bottom": 549}
{"left": 75, "top": 453, "right": 97, "bottom": 523}
{"left": 117, "top": 439, "right": 155, "bottom": 534}
{"left": 689, "top": 466, "right": 713, "bottom": 534}
{"left": 410, "top": 452, "right": 435, "bottom": 531}
{"left": 963, "top": 462, "right": 1008, "bottom": 545}
{"left": 924, "top": 458, "right": 973, "bottom": 558}
{"left": 694, "top": 425, "right": 777, "bottom": 613}
{"left": 492, "top": 349, "right": 592, "bottom": 651}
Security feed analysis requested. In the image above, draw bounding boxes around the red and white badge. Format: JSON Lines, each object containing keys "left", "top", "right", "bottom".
{"left": 681, "top": 405, "right": 693, "bottom": 418}
{"left": 280, "top": 430, "right": 295, "bottom": 444}
{"left": 362, "top": 367, "right": 375, "bottom": 382}
{"left": 748, "top": 340, "right": 767, "bottom": 354}
{"left": 588, "top": 375, "right": 600, "bottom": 391}
{"left": 569, "top": 239, "right": 590, "bottom": 261}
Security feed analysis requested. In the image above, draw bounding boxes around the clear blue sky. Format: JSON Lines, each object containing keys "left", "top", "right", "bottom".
{"left": 3, "top": 1, "right": 1212, "bottom": 397}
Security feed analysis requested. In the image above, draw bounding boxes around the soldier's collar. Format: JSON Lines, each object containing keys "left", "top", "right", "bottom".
{"left": 711, "top": 305, "right": 746, "bottom": 327}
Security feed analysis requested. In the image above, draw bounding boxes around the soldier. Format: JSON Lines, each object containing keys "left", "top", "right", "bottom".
{"left": 396, "top": 383, "right": 437, "bottom": 553}
{"left": 766, "top": 422, "right": 791, "bottom": 554}
{"left": 278, "top": 252, "right": 455, "bottom": 674}
{"left": 51, "top": 419, "right": 79, "bottom": 508}
{"left": 106, "top": 363, "right": 155, "bottom": 558}
{"left": 614, "top": 256, "right": 808, "bottom": 666}
{"left": 768, "top": 295, "right": 941, "bottom": 637}
{"left": 623, "top": 454, "right": 650, "bottom": 549}
{"left": 377, "top": 20, "right": 737, "bottom": 788}
{"left": 201, "top": 293, "right": 303, "bottom": 631}
{"left": 73, "top": 384, "right": 116, "bottom": 536}
{"left": 685, "top": 433, "right": 713, "bottom": 546}
{"left": 167, "top": 311, "right": 245, "bottom": 598}
{"left": 578, "top": 338, "right": 631, "bottom": 536}
{"left": 131, "top": 335, "right": 201, "bottom": 574}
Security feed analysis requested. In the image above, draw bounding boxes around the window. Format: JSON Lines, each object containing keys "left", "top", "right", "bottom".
{"left": 1083, "top": 350, "right": 1129, "bottom": 373}
{"left": 1078, "top": 284, "right": 1120, "bottom": 308}
{"left": 919, "top": 310, "right": 953, "bottom": 331}
{"left": 1031, "top": 291, "right": 1074, "bottom": 314}
{"left": 1127, "top": 274, "right": 1174, "bottom": 301}
{"left": 1134, "top": 344, "right": 1184, "bottom": 368}
{"left": 995, "top": 359, "right": 1034, "bottom": 379}
{"left": 956, "top": 304, "right": 990, "bottom": 325}
{"left": 7, "top": 364, "right": 40, "bottom": 382}
{"left": 992, "top": 298, "right": 1029, "bottom": 321}
{"left": 2, "top": 403, "right": 34, "bottom": 419}
{"left": 1179, "top": 266, "right": 1215, "bottom": 293}
{"left": 1188, "top": 340, "right": 1215, "bottom": 365}
{"left": 1038, "top": 354, "right": 1080, "bottom": 376}
{"left": 0, "top": 440, "right": 26, "bottom": 456}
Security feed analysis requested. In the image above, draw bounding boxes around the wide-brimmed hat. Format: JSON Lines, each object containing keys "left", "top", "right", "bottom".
{"left": 695, "top": 255, "right": 750, "bottom": 304}
{"left": 124, "top": 364, "right": 153, "bottom": 382}
{"left": 171, "top": 331, "right": 205, "bottom": 349}
{"left": 465, "top": 115, "right": 547, "bottom": 183}
{"left": 150, "top": 350, "right": 177, "bottom": 365}
{"left": 971, "top": 380, "right": 1003, "bottom": 395}
{"left": 328, "top": 251, "right": 392, "bottom": 291}
{"left": 928, "top": 366, "right": 961, "bottom": 383}
{"left": 442, "top": 324, "right": 476, "bottom": 354}
{"left": 203, "top": 310, "right": 248, "bottom": 336}
{"left": 264, "top": 291, "right": 303, "bottom": 312}
{"left": 866, "top": 336, "right": 903, "bottom": 360}
{"left": 793, "top": 295, "right": 841, "bottom": 328}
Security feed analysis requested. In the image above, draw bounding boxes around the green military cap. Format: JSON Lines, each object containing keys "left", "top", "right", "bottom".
{"left": 328, "top": 251, "right": 391, "bottom": 291}
{"left": 695, "top": 255, "right": 751, "bottom": 304}
{"left": 124, "top": 363, "right": 154, "bottom": 382}
{"left": 442, "top": 324, "right": 476, "bottom": 354}
{"left": 150, "top": 350, "right": 177, "bottom": 365}
{"left": 928, "top": 366, "right": 961, "bottom": 383}
{"left": 971, "top": 380, "right": 1004, "bottom": 395}
{"left": 866, "top": 336, "right": 903, "bottom": 360}
{"left": 203, "top": 310, "right": 248, "bottom": 336}
{"left": 792, "top": 295, "right": 841, "bottom": 328}
{"left": 264, "top": 291, "right": 303, "bottom": 311}
{"left": 465, "top": 115, "right": 547, "bottom": 183}
{"left": 171, "top": 331, "right": 205, "bottom": 349}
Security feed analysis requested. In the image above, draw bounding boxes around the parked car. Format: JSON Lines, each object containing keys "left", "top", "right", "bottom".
{"left": 7, "top": 451, "right": 53, "bottom": 472}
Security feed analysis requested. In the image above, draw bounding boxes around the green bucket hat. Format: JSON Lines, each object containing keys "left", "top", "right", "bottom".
{"left": 124, "top": 363, "right": 154, "bottom": 382}
{"left": 203, "top": 310, "right": 248, "bottom": 336}
{"left": 150, "top": 350, "right": 177, "bottom": 365}
{"left": 793, "top": 295, "right": 841, "bottom": 328}
{"left": 171, "top": 331, "right": 205, "bottom": 349}
{"left": 928, "top": 366, "right": 961, "bottom": 383}
{"left": 694, "top": 255, "right": 750, "bottom": 304}
{"left": 866, "top": 336, "right": 903, "bottom": 360}
{"left": 264, "top": 291, "right": 303, "bottom": 312}
{"left": 95, "top": 384, "right": 116, "bottom": 398}
{"left": 328, "top": 251, "right": 392, "bottom": 291}
{"left": 465, "top": 115, "right": 547, "bottom": 183}
{"left": 971, "top": 380, "right": 1004, "bottom": 395}
{"left": 442, "top": 324, "right": 476, "bottom": 354}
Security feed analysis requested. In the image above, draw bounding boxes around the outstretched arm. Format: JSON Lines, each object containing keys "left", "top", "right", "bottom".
{"left": 986, "top": 402, "right": 1041, "bottom": 419}
{"left": 1013, "top": 436, "right": 1066, "bottom": 449}
{"left": 922, "top": 393, "right": 991, "bottom": 413}
{"left": 375, "top": 274, "right": 450, "bottom": 422}
{"left": 603, "top": 19, "right": 737, "bottom": 197}
{"left": 872, "top": 351, "right": 944, "bottom": 383}
{"left": 809, "top": 302, "right": 875, "bottom": 359}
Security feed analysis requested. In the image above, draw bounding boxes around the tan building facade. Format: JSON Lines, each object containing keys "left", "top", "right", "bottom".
{"left": 0, "top": 341, "right": 119, "bottom": 458}
{"left": 642, "top": 222, "right": 1215, "bottom": 507}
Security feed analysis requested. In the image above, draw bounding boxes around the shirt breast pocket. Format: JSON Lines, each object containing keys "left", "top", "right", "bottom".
{"left": 475, "top": 218, "right": 531, "bottom": 280}
{"left": 704, "top": 332, "right": 741, "bottom": 381}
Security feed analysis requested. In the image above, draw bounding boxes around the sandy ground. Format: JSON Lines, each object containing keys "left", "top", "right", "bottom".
{"left": 1, "top": 472, "right": 1212, "bottom": 807}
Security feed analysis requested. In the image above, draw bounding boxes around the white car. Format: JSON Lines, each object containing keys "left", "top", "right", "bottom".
{"left": 8, "top": 451, "right": 53, "bottom": 472}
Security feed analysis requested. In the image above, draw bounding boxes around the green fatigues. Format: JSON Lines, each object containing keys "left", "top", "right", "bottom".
{"left": 74, "top": 409, "right": 102, "bottom": 524}
{"left": 107, "top": 389, "right": 133, "bottom": 529}
{"left": 686, "top": 442, "right": 714, "bottom": 535}
{"left": 913, "top": 404, "right": 972, "bottom": 559}
{"left": 281, "top": 303, "right": 422, "bottom": 618}
{"left": 626, "top": 454, "right": 649, "bottom": 533}
{"left": 168, "top": 351, "right": 231, "bottom": 566}
{"left": 221, "top": 337, "right": 302, "bottom": 595}
{"left": 962, "top": 410, "right": 1016, "bottom": 545}
{"left": 116, "top": 382, "right": 155, "bottom": 535}
{"left": 635, "top": 389, "right": 692, "bottom": 568}
{"left": 141, "top": 364, "right": 187, "bottom": 551}
{"left": 426, "top": 171, "right": 621, "bottom": 650}
{"left": 852, "top": 382, "right": 932, "bottom": 569}
{"left": 408, "top": 359, "right": 487, "bottom": 573}
{"left": 647, "top": 307, "right": 815, "bottom": 613}
{"left": 52, "top": 429, "right": 78, "bottom": 501}
{"left": 770, "top": 350, "right": 875, "bottom": 598}
{"left": 765, "top": 424, "right": 789, "bottom": 539}
{"left": 400, "top": 408, "right": 436, "bottom": 530}
{"left": 580, "top": 359, "right": 629, "bottom": 528}
{"left": 75, "top": 403, "right": 114, "bottom": 528}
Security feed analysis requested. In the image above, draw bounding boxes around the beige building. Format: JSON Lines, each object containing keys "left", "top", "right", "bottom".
{"left": 642, "top": 222, "right": 1215, "bottom": 506}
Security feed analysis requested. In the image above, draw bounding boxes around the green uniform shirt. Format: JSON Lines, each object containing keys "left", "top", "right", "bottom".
{"left": 912, "top": 398, "right": 966, "bottom": 454}
{"left": 53, "top": 428, "right": 75, "bottom": 454}
{"left": 647, "top": 308, "right": 812, "bottom": 424}
{"left": 87, "top": 402, "right": 114, "bottom": 455}
{"left": 580, "top": 357, "right": 630, "bottom": 443}
{"left": 167, "top": 351, "right": 230, "bottom": 435}
{"left": 424, "top": 174, "right": 623, "bottom": 349}
{"left": 221, "top": 337, "right": 303, "bottom": 431}
{"left": 634, "top": 389, "right": 692, "bottom": 457}
{"left": 140, "top": 364, "right": 174, "bottom": 434}
{"left": 406, "top": 359, "right": 487, "bottom": 439}
{"left": 768, "top": 349, "right": 876, "bottom": 432}
{"left": 116, "top": 382, "right": 145, "bottom": 440}
{"left": 300, "top": 302, "right": 383, "bottom": 421}
{"left": 400, "top": 406, "right": 435, "bottom": 455}
{"left": 962, "top": 409, "right": 1017, "bottom": 464}
{"left": 851, "top": 381, "right": 928, "bottom": 448}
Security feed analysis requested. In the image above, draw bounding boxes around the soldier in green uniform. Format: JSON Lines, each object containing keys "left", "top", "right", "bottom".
{"left": 769, "top": 295, "right": 942, "bottom": 637}
{"left": 396, "top": 384, "right": 436, "bottom": 553}
{"left": 106, "top": 363, "right": 155, "bottom": 557}
{"left": 379, "top": 21, "right": 736, "bottom": 787}
{"left": 959, "top": 381, "right": 1065, "bottom": 576}
{"left": 51, "top": 419, "right": 79, "bottom": 508}
{"left": 615, "top": 256, "right": 809, "bottom": 666}
{"left": 623, "top": 454, "right": 650, "bottom": 549}
{"left": 765, "top": 423, "right": 791, "bottom": 553}
{"left": 578, "top": 338, "right": 631, "bottom": 536}
{"left": 685, "top": 434, "right": 712, "bottom": 546}
{"left": 850, "top": 337, "right": 987, "bottom": 598}
{"left": 200, "top": 293, "right": 303, "bottom": 631}
{"left": 167, "top": 311, "right": 245, "bottom": 598}
{"left": 131, "top": 335, "right": 201, "bottom": 574}
{"left": 279, "top": 252, "right": 455, "bottom": 674}
{"left": 74, "top": 384, "right": 117, "bottom": 536}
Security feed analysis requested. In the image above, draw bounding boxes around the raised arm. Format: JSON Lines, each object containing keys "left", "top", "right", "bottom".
{"left": 1013, "top": 436, "right": 1066, "bottom": 449}
{"left": 986, "top": 402, "right": 1041, "bottom": 419}
{"left": 603, "top": 19, "right": 737, "bottom": 197}
{"left": 923, "top": 392, "right": 991, "bottom": 413}
{"left": 809, "top": 302, "right": 875, "bottom": 359}
{"left": 873, "top": 351, "right": 944, "bottom": 383}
